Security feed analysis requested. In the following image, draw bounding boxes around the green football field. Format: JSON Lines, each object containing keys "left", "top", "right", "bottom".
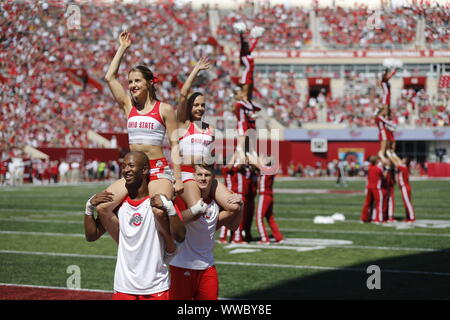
{"left": 0, "top": 178, "right": 449, "bottom": 300}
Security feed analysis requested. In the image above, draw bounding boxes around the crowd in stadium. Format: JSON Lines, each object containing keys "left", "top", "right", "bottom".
{"left": 424, "top": 3, "right": 450, "bottom": 46}
{"left": 216, "top": 3, "right": 312, "bottom": 49}
{"left": 316, "top": 6, "right": 418, "bottom": 48}
{"left": 0, "top": 155, "right": 122, "bottom": 186}
{"left": 1, "top": 0, "right": 449, "bottom": 155}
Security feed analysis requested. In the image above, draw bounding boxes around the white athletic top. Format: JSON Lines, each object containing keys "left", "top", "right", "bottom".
{"left": 179, "top": 122, "right": 214, "bottom": 158}
{"left": 127, "top": 101, "right": 166, "bottom": 146}
{"left": 170, "top": 199, "right": 220, "bottom": 270}
{"left": 114, "top": 196, "right": 170, "bottom": 295}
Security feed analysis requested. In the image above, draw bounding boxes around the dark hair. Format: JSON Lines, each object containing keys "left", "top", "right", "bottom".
{"left": 404, "top": 157, "right": 411, "bottom": 166}
{"left": 195, "top": 163, "right": 215, "bottom": 173}
{"left": 128, "top": 64, "right": 157, "bottom": 101}
{"left": 186, "top": 92, "right": 204, "bottom": 121}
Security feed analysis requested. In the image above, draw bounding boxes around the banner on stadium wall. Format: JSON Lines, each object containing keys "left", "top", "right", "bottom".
{"left": 439, "top": 75, "right": 450, "bottom": 88}
{"left": 338, "top": 148, "right": 365, "bottom": 166}
{"left": 403, "top": 76, "right": 426, "bottom": 87}
{"left": 252, "top": 49, "right": 450, "bottom": 60}
{"left": 284, "top": 128, "right": 450, "bottom": 141}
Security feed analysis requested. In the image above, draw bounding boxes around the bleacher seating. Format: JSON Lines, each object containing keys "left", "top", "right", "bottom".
{"left": 0, "top": 0, "right": 448, "bottom": 153}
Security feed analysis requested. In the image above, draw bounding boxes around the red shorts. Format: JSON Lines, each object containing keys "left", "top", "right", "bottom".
{"left": 169, "top": 265, "right": 218, "bottom": 300}
{"left": 149, "top": 158, "right": 174, "bottom": 182}
{"left": 112, "top": 289, "right": 169, "bottom": 300}
{"left": 181, "top": 165, "right": 195, "bottom": 183}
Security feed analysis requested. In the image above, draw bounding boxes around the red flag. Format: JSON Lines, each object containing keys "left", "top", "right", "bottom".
{"left": 65, "top": 68, "right": 103, "bottom": 92}
{"left": 87, "top": 76, "right": 103, "bottom": 92}
{"left": 231, "top": 76, "right": 240, "bottom": 85}
{"left": 207, "top": 36, "right": 219, "bottom": 47}
{"left": 66, "top": 68, "right": 83, "bottom": 86}
{"left": 439, "top": 75, "right": 450, "bottom": 88}
{"left": 0, "top": 73, "right": 7, "bottom": 84}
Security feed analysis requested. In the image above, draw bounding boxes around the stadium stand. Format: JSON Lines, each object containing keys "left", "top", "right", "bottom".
{"left": 316, "top": 6, "right": 417, "bottom": 49}
{"left": 216, "top": 3, "right": 312, "bottom": 49}
{"left": 0, "top": 0, "right": 449, "bottom": 157}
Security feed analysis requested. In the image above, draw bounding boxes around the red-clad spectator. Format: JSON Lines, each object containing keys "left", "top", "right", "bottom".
{"left": 231, "top": 162, "right": 253, "bottom": 244}
{"left": 1, "top": 0, "right": 449, "bottom": 155}
{"left": 360, "top": 155, "right": 386, "bottom": 223}
{"left": 393, "top": 157, "right": 416, "bottom": 222}
{"left": 382, "top": 161, "right": 396, "bottom": 222}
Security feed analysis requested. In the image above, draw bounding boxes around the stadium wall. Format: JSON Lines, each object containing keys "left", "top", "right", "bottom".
{"left": 280, "top": 140, "right": 380, "bottom": 168}
{"left": 192, "top": 0, "right": 404, "bottom": 9}
{"left": 36, "top": 140, "right": 450, "bottom": 176}
{"left": 52, "top": 128, "right": 450, "bottom": 176}
{"left": 37, "top": 147, "right": 120, "bottom": 163}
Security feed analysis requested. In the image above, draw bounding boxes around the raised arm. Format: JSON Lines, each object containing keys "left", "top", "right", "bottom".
{"left": 177, "top": 57, "right": 210, "bottom": 123}
{"left": 104, "top": 31, "right": 133, "bottom": 115}
{"left": 387, "top": 68, "right": 397, "bottom": 81}
{"left": 249, "top": 38, "right": 259, "bottom": 53}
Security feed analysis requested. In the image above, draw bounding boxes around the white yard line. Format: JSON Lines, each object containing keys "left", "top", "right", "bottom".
{"left": 329, "top": 245, "right": 443, "bottom": 252}
{"left": 278, "top": 216, "right": 450, "bottom": 221}
{"left": 2, "top": 231, "right": 439, "bottom": 252}
{"left": 3, "top": 216, "right": 450, "bottom": 228}
{"left": 273, "top": 188, "right": 362, "bottom": 194}
{"left": 275, "top": 177, "right": 450, "bottom": 182}
{"left": 224, "top": 243, "right": 444, "bottom": 253}
{"left": 0, "top": 230, "right": 85, "bottom": 238}
{"left": 0, "top": 208, "right": 81, "bottom": 214}
{"left": 215, "top": 261, "right": 450, "bottom": 277}
{"left": 0, "top": 182, "right": 111, "bottom": 191}
{"left": 1, "top": 230, "right": 445, "bottom": 251}
{"left": 0, "top": 250, "right": 114, "bottom": 259}
{"left": 0, "top": 282, "right": 112, "bottom": 293}
{"left": 0, "top": 218, "right": 83, "bottom": 225}
{"left": 1, "top": 249, "right": 449, "bottom": 277}
{"left": 281, "top": 228, "right": 450, "bottom": 237}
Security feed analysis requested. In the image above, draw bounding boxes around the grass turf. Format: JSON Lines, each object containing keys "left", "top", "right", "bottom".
{"left": 0, "top": 178, "right": 449, "bottom": 299}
